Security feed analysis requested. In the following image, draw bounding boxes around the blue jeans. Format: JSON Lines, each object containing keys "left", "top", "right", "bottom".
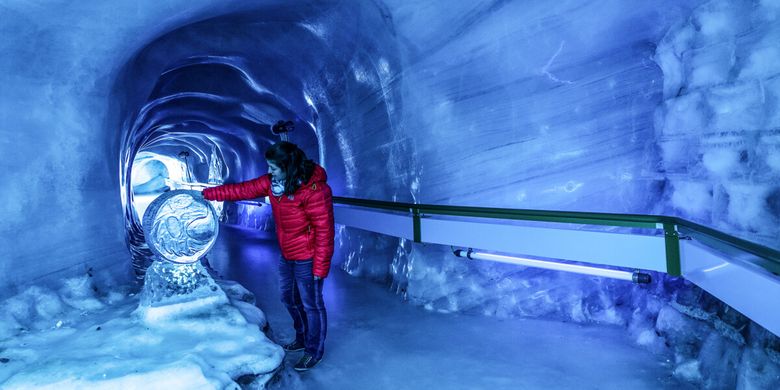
{"left": 278, "top": 257, "right": 327, "bottom": 360}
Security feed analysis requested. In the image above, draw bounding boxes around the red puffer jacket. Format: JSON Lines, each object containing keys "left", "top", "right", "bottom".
{"left": 203, "top": 165, "right": 335, "bottom": 278}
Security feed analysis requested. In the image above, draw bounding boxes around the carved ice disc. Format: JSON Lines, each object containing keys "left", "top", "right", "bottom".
{"left": 142, "top": 190, "right": 219, "bottom": 264}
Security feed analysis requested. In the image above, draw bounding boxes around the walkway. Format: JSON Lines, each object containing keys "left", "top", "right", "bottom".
{"left": 207, "top": 225, "right": 692, "bottom": 390}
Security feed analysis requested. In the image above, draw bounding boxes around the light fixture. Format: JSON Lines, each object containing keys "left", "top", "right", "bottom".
{"left": 453, "top": 248, "right": 651, "bottom": 283}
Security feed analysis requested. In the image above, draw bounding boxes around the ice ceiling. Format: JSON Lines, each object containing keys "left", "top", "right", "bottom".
{"left": 2, "top": 0, "right": 779, "bottom": 290}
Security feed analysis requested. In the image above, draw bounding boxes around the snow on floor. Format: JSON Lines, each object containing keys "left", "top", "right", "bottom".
{"left": 208, "top": 226, "right": 696, "bottom": 390}
{"left": 0, "top": 267, "right": 283, "bottom": 389}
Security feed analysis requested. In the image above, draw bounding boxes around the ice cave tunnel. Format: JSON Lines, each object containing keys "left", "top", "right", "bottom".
{"left": 1, "top": 0, "right": 780, "bottom": 389}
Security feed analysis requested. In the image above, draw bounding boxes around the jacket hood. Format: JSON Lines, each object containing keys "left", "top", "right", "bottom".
{"left": 305, "top": 164, "right": 327, "bottom": 185}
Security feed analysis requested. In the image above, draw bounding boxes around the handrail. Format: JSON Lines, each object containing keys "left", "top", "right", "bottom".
{"left": 334, "top": 197, "right": 665, "bottom": 228}
{"left": 675, "top": 218, "right": 780, "bottom": 261}
{"left": 332, "top": 196, "right": 780, "bottom": 271}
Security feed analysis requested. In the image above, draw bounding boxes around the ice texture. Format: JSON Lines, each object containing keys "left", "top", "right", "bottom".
{"left": 655, "top": 0, "right": 780, "bottom": 248}
{"left": 0, "top": 271, "right": 283, "bottom": 389}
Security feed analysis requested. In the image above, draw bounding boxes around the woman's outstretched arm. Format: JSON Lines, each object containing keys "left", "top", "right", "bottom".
{"left": 203, "top": 176, "right": 270, "bottom": 201}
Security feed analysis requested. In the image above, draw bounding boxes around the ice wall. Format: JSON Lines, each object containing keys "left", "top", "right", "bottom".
{"left": 0, "top": 0, "right": 269, "bottom": 294}
{"left": 655, "top": 0, "right": 780, "bottom": 248}
{"left": 339, "top": 0, "right": 698, "bottom": 277}
{"left": 6, "top": 0, "right": 771, "bottom": 288}
{"left": 384, "top": 0, "right": 679, "bottom": 212}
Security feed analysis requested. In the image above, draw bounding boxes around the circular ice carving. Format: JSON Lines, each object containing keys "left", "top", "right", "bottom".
{"left": 142, "top": 190, "right": 219, "bottom": 264}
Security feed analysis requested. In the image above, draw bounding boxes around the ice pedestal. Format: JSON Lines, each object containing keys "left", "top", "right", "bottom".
{"left": 135, "top": 260, "right": 228, "bottom": 323}
{"left": 136, "top": 189, "right": 227, "bottom": 321}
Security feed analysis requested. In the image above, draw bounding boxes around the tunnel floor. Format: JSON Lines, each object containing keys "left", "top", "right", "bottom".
{"left": 207, "top": 225, "right": 694, "bottom": 390}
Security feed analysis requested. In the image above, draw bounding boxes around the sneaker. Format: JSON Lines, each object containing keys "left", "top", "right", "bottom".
{"left": 282, "top": 340, "right": 305, "bottom": 352}
{"left": 293, "top": 354, "right": 321, "bottom": 371}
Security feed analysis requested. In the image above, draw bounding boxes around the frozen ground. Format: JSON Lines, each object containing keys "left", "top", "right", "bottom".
{"left": 0, "top": 225, "right": 701, "bottom": 390}
{"left": 208, "top": 226, "right": 694, "bottom": 390}
{"left": 0, "top": 259, "right": 283, "bottom": 389}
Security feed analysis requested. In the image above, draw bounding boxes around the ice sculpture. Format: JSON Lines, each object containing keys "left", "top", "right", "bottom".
{"left": 137, "top": 190, "right": 224, "bottom": 320}
{"left": 142, "top": 190, "right": 219, "bottom": 264}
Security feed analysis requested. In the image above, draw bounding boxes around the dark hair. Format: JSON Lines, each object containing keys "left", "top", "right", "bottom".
{"left": 265, "top": 141, "right": 315, "bottom": 195}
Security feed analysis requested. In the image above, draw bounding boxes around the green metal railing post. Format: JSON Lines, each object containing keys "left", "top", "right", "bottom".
{"left": 412, "top": 207, "right": 422, "bottom": 243}
{"left": 663, "top": 223, "right": 682, "bottom": 276}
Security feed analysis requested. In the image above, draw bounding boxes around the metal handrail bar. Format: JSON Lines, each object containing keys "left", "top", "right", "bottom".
{"left": 332, "top": 196, "right": 780, "bottom": 267}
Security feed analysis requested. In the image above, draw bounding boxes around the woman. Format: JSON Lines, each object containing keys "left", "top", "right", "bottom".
{"left": 203, "top": 141, "right": 334, "bottom": 371}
